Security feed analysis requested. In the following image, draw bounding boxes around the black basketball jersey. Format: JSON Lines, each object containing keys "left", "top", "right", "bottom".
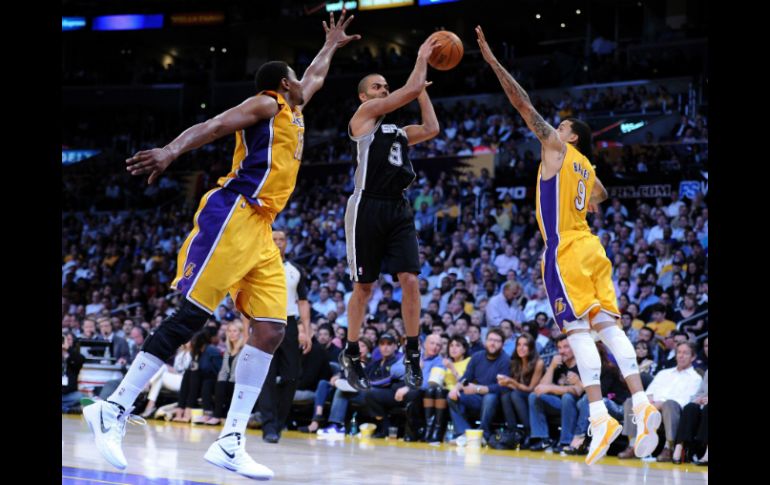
{"left": 348, "top": 115, "right": 416, "bottom": 196}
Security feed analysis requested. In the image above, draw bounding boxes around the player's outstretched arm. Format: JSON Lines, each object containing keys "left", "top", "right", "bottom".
{"left": 126, "top": 95, "right": 279, "bottom": 184}
{"left": 352, "top": 36, "right": 440, "bottom": 125}
{"left": 404, "top": 82, "right": 440, "bottom": 146}
{"left": 475, "top": 26, "right": 565, "bottom": 167}
{"left": 299, "top": 9, "right": 361, "bottom": 110}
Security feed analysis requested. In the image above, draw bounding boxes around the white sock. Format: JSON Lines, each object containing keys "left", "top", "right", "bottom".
{"left": 108, "top": 352, "right": 164, "bottom": 409}
{"left": 220, "top": 345, "right": 273, "bottom": 438}
{"left": 589, "top": 400, "right": 609, "bottom": 418}
{"left": 632, "top": 391, "right": 649, "bottom": 409}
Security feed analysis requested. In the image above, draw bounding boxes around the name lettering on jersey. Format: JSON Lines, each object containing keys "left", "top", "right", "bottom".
{"left": 573, "top": 162, "right": 590, "bottom": 180}
{"left": 381, "top": 124, "right": 407, "bottom": 138}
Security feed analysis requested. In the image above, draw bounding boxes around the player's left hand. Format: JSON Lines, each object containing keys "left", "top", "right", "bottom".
{"left": 323, "top": 9, "right": 361, "bottom": 49}
{"left": 299, "top": 332, "right": 312, "bottom": 355}
{"left": 587, "top": 202, "right": 600, "bottom": 213}
{"left": 394, "top": 386, "right": 409, "bottom": 402}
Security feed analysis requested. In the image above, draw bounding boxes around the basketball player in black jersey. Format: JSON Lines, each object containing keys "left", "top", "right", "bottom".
{"left": 339, "top": 36, "right": 441, "bottom": 391}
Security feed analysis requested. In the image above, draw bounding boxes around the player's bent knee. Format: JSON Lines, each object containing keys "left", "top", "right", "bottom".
{"left": 142, "top": 300, "right": 211, "bottom": 360}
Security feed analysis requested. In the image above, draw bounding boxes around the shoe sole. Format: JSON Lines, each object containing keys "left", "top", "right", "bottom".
{"left": 634, "top": 409, "right": 662, "bottom": 458}
{"left": 204, "top": 450, "right": 274, "bottom": 480}
{"left": 585, "top": 423, "right": 623, "bottom": 466}
{"left": 82, "top": 404, "right": 127, "bottom": 470}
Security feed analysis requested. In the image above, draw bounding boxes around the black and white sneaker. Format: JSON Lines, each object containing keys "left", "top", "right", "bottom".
{"left": 204, "top": 432, "right": 274, "bottom": 480}
{"left": 403, "top": 349, "right": 423, "bottom": 389}
{"left": 338, "top": 352, "right": 369, "bottom": 391}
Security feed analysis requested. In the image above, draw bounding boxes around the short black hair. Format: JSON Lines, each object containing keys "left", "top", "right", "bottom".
{"left": 449, "top": 335, "right": 470, "bottom": 355}
{"left": 358, "top": 73, "right": 383, "bottom": 94}
{"left": 564, "top": 117, "right": 593, "bottom": 161}
{"left": 317, "top": 323, "right": 334, "bottom": 336}
{"left": 255, "top": 61, "right": 290, "bottom": 92}
{"left": 639, "top": 326, "right": 655, "bottom": 336}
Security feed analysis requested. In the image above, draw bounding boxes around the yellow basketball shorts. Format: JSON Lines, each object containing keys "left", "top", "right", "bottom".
{"left": 542, "top": 232, "right": 620, "bottom": 329}
{"left": 171, "top": 187, "right": 286, "bottom": 324}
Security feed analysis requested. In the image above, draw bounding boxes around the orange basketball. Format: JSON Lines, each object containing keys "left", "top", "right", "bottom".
{"left": 427, "top": 30, "right": 463, "bottom": 71}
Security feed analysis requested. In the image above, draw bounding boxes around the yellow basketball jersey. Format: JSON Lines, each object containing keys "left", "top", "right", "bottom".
{"left": 217, "top": 90, "right": 304, "bottom": 218}
{"left": 535, "top": 143, "right": 595, "bottom": 245}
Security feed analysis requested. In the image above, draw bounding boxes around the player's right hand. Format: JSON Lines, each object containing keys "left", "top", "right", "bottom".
{"left": 126, "top": 147, "right": 175, "bottom": 184}
{"left": 418, "top": 36, "right": 441, "bottom": 60}
{"left": 475, "top": 25, "right": 497, "bottom": 65}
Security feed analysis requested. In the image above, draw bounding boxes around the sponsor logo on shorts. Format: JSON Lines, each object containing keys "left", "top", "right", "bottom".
{"left": 555, "top": 298, "right": 566, "bottom": 315}
{"left": 139, "top": 363, "right": 145, "bottom": 370}
{"left": 238, "top": 391, "right": 243, "bottom": 399}
{"left": 358, "top": 266, "right": 363, "bottom": 276}
{"left": 184, "top": 263, "right": 196, "bottom": 278}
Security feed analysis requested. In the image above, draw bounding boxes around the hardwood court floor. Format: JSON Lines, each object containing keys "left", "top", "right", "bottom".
{"left": 62, "top": 415, "right": 708, "bottom": 485}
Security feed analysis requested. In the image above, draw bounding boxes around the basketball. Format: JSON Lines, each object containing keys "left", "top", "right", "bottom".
{"left": 427, "top": 30, "right": 464, "bottom": 71}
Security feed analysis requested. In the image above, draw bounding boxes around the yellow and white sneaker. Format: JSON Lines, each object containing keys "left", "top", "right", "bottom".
{"left": 632, "top": 402, "right": 661, "bottom": 458}
{"left": 585, "top": 415, "right": 623, "bottom": 465}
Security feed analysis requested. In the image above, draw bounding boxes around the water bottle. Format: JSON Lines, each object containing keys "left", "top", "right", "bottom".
{"left": 445, "top": 421, "right": 454, "bottom": 443}
{"left": 350, "top": 412, "right": 358, "bottom": 436}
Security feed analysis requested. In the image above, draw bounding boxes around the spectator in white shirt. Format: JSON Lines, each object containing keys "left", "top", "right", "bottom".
{"left": 618, "top": 341, "right": 702, "bottom": 460}
{"left": 493, "top": 244, "right": 519, "bottom": 277}
{"left": 486, "top": 281, "right": 526, "bottom": 327}
{"left": 523, "top": 286, "right": 553, "bottom": 321}
{"left": 312, "top": 286, "right": 336, "bottom": 318}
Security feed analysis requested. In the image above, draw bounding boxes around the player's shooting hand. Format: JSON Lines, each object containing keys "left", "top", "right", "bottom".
{"left": 323, "top": 9, "right": 361, "bottom": 49}
{"left": 475, "top": 26, "right": 497, "bottom": 65}
{"left": 126, "top": 147, "right": 175, "bottom": 184}
{"left": 418, "top": 36, "right": 441, "bottom": 60}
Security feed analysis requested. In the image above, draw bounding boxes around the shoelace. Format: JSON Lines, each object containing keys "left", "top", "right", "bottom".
{"left": 113, "top": 407, "right": 147, "bottom": 441}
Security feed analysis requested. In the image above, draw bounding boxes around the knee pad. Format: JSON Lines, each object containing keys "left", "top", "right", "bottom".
{"left": 597, "top": 325, "right": 639, "bottom": 378}
{"left": 566, "top": 331, "right": 602, "bottom": 387}
{"left": 142, "top": 300, "right": 211, "bottom": 360}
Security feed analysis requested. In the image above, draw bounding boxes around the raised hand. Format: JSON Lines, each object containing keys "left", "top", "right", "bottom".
{"left": 323, "top": 9, "right": 361, "bottom": 49}
{"left": 475, "top": 25, "right": 498, "bottom": 65}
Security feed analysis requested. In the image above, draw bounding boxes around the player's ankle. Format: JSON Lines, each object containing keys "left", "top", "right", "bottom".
{"left": 345, "top": 340, "right": 360, "bottom": 357}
